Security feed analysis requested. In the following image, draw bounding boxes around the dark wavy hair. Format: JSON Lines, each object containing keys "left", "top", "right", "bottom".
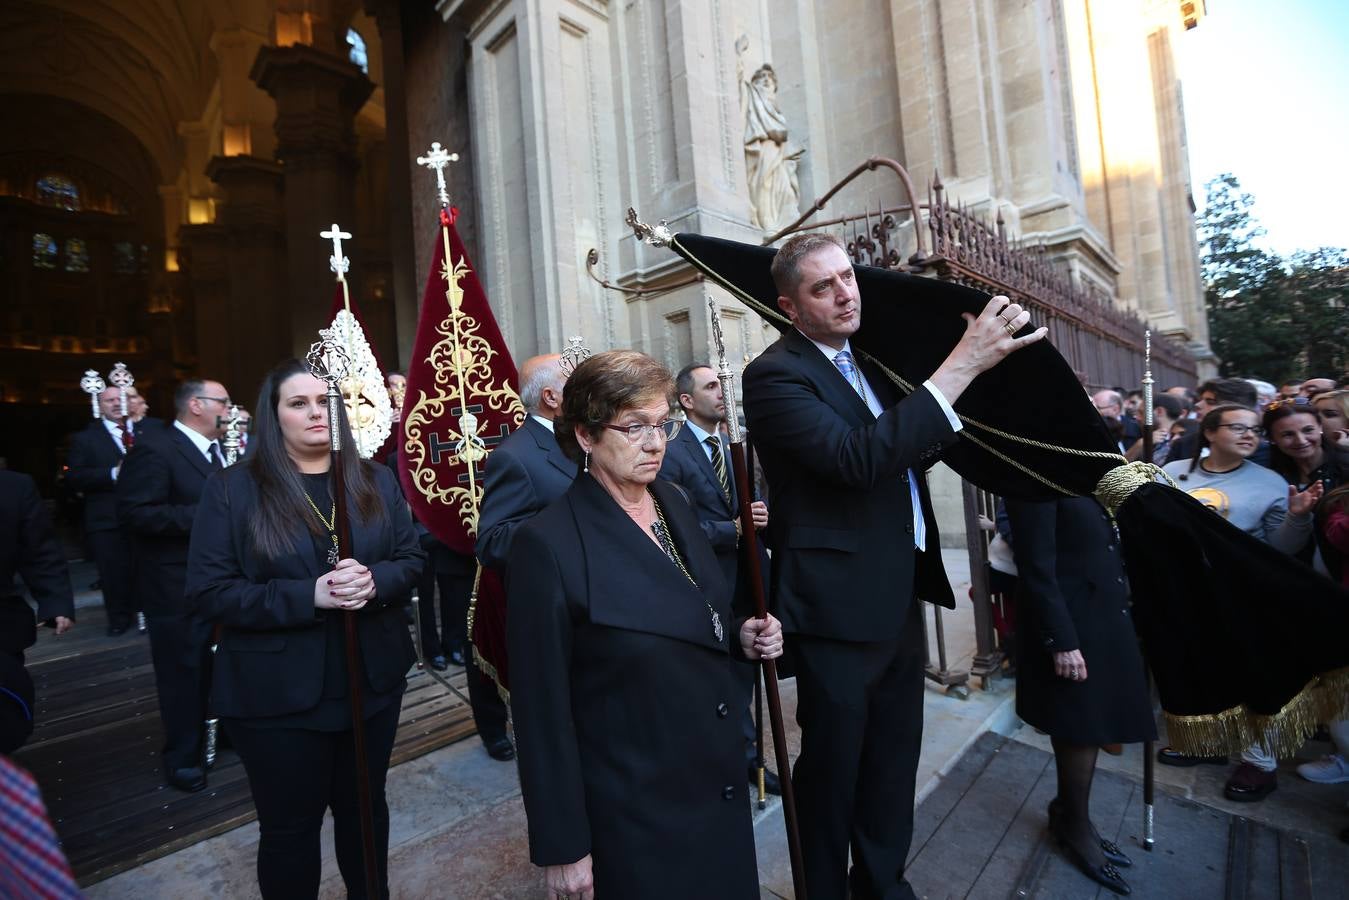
{"left": 1181, "top": 403, "right": 1255, "bottom": 478}
{"left": 554, "top": 350, "right": 674, "bottom": 464}
{"left": 244, "top": 358, "right": 386, "bottom": 558}
{"left": 1262, "top": 401, "right": 1323, "bottom": 483}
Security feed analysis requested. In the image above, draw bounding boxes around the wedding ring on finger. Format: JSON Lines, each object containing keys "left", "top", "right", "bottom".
{"left": 1003, "top": 321, "right": 1018, "bottom": 336}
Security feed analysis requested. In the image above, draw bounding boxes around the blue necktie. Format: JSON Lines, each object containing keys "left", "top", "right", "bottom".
{"left": 833, "top": 350, "right": 865, "bottom": 400}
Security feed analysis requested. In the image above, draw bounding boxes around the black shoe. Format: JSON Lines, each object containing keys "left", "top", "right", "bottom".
{"left": 485, "top": 736, "right": 515, "bottom": 761}
{"left": 166, "top": 766, "right": 207, "bottom": 793}
{"left": 429, "top": 655, "right": 449, "bottom": 672}
{"left": 748, "top": 765, "right": 782, "bottom": 796}
{"left": 1156, "top": 746, "right": 1227, "bottom": 767}
{"left": 449, "top": 646, "right": 468, "bottom": 667}
{"left": 1223, "top": 763, "right": 1277, "bottom": 802}
{"left": 1051, "top": 820, "right": 1131, "bottom": 895}
{"left": 107, "top": 623, "right": 129, "bottom": 636}
{"left": 1048, "top": 798, "right": 1131, "bottom": 867}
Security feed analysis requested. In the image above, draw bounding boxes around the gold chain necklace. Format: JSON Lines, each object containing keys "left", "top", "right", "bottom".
{"left": 302, "top": 490, "right": 340, "bottom": 566}
{"left": 650, "top": 492, "right": 724, "bottom": 644}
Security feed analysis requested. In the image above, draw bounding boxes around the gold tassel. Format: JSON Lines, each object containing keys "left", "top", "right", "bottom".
{"left": 1164, "top": 666, "right": 1349, "bottom": 758}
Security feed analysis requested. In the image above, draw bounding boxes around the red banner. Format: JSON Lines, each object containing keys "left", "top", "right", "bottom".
{"left": 399, "top": 209, "right": 523, "bottom": 693}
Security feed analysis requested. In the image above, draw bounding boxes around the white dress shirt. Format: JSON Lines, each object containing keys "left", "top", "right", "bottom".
{"left": 173, "top": 419, "right": 220, "bottom": 464}
{"left": 529, "top": 413, "right": 555, "bottom": 433}
{"left": 800, "top": 332, "right": 962, "bottom": 551}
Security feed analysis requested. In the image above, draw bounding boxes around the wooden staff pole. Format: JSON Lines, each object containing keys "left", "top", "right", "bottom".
{"left": 1140, "top": 331, "right": 1156, "bottom": 852}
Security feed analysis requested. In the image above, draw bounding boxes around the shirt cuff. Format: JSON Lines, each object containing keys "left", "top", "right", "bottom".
{"left": 922, "top": 380, "right": 963, "bottom": 433}
{"left": 110, "top": 466, "right": 120, "bottom": 482}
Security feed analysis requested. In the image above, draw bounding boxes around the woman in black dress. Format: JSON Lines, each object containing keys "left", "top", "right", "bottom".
{"left": 507, "top": 350, "right": 784, "bottom": 900}
{"left": 1005, "top": 496, "right": 1156, "bottom": 897}
{"left": 186, "top": 358, "right": 423, "bottom": 898}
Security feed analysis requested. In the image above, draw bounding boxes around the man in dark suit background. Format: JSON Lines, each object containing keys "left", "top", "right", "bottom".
{"left": 66, "top": 386, "right": 139, "bottom": 634}
{"left": 743, "top": 233, "right": 1045, "bottom": 899}
{"left": 0, "top": 471, "right": 76, "bottom": 753}
{"left": 659, "top": 362, "right": 779, "bottom": 794}
{"left": 117, "top": 378, "right": 231, "bottom": 792}
{"left": 474, "top": 353, "right": 574, "bottom": 761}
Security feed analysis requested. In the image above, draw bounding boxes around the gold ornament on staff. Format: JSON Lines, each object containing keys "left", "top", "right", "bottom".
{"left": 318, "top": 224, "right": 394, "bottom": 459}
{"left": 80, "top": 369, "right": 106, "bottom": 419}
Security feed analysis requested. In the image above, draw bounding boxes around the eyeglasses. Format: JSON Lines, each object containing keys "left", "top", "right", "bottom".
{"left": 195, "top": 395, "right": 232, "bottom": 406}
{"left": 599, "top": 419, "right": 682, "bottom": 444}
{"left": 1216, "top": 423, "right": 1263, "bottom": 436}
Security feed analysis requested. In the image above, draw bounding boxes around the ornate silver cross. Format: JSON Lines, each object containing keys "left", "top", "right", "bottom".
{"left": 320, "top": 224, "right": 352, "bottom": 276}
{"left": 416, "top": 142, "right": 460, "bottom": 207}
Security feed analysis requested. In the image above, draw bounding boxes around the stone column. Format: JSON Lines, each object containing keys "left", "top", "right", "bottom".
{"left": 252, "top": 44, "right": 374, "bottom": 356}
{"left": 366, "top": 0, "right": 419, "bottom": 365}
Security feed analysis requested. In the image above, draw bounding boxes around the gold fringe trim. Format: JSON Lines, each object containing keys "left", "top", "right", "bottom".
{"left": 1164, "top": 666, "right": 1349, "bottom": 758}
{"left": 1093, "top": 461, "right": 1177, "bottom": 517}
{"left": 465, "top": 562, "right": 511, "bottom": 705}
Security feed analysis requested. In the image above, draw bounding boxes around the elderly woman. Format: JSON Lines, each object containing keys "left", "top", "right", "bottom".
{"left": 507, "top": 350, "right": 784, "bottom": 900}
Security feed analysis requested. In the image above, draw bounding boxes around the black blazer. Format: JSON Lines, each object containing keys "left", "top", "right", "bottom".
{"left": 507, "top": 475, "right": 757, "bottom": 898}
{"left": 743, "top": 328, "right": 959, "bottom": 642}
{"left": 184, "top": 463, "right": 423, "bottom": 719}
{"left": 0, "top": 472, "right": 75, "bottom": 637}
{"left": 475, "top": 416, "right": 575, "bottom": 568}
{"left": 65, "top": 421, "right": 126, "bottom": 533}
{"left": 117, "top": 425, "right": 217, "bottom": 617}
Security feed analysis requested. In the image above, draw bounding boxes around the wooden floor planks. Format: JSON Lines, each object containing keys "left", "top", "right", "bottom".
{"left": 13, "top": 607, "right": 478, "bottom": 887}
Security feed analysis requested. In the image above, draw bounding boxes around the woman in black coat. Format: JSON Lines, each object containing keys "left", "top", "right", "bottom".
{"left": 186, "top": 359, "right": 423, "bottom": 899}
{"left": 1005, "top": 496, "right": 1155, "bottom": 897}
{"left": 507, "top": 351, "right": 784, "bottom": 900}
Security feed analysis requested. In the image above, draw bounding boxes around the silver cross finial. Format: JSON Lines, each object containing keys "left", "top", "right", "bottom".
{"left": 416, "top": 142, "right": 460, "bottom": 207}
{"left": 321, "top": 224, "right": 352, "bottom": 276}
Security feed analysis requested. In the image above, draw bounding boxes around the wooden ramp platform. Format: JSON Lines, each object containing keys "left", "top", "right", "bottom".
{"left": 12, "top": 608, "right": 478, "bottom": 888}
{"left": 904, "top": 733, "right": 1348, "bottom": 900}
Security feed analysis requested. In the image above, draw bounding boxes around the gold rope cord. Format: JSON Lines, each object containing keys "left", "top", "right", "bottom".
{"left": 1164, "top": 666, "right": 1349, "bottom": 759}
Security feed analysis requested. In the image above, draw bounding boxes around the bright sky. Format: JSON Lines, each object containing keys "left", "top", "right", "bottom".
{"left": 1179, "top": 0, "right": 1349, "bottom": 257}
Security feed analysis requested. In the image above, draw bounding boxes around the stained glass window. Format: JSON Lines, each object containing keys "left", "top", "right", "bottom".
{"left": 347, "top": 28, "right": 368, "bottom": 73}
{"left": 113, "top": 241, "right": 137, "bottom": 274}
{"left": 36, "top": 175, "right": 81, "bottom": 211}
{"left": 33, "top": 233, "right": 57, "bottom": 269}
{"left": 65, "top": 238, "right": 90, "bottom": 273}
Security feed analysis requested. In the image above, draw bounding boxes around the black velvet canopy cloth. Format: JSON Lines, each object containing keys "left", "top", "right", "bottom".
{"left": 672, "top": 231, "right": 1349, "bottom": 757}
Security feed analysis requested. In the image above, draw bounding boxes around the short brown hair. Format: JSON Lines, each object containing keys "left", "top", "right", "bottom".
{"left": 555, "top": 350, "right": 674, "bottom": 462}
{"left": 770, "top": 232, "right": 846, "bottom": 296}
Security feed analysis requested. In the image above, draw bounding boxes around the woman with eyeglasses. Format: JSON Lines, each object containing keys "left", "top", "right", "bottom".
{"left": 507, "top": 350, "right": 783, "bottom": 900}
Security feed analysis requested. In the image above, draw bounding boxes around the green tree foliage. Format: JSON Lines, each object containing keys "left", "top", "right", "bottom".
{"left": 1197, "top": 174, "right": 1347, "bottom": 381}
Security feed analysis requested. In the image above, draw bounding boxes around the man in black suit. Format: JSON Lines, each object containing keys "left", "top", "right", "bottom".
{"left": 659, "top": 362, "right": 779, "bottom": 794}
{"left": 475, "top": 353, "right": 574, "bottom": 761}
{"left": 66, "top": 386, "right": 139, "bottom": 634}
{"left": 743, "top": 233, "right": 1045, "bottom": 899}
{"left": 0, "top": 471, "right": 76, "bottom": 753}
{"left": 117, "top": 378, "right": 231, "bottom": 792}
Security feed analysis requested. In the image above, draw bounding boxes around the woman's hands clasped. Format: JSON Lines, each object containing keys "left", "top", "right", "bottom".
{"left": 739, "top": 613, "right": 784, "bottom": 660}
{"left": 1053, "top": 649, "right": 1088, "bottom": 682}
{"left": 313, "top": 558, "right": 376, "bottom": 611}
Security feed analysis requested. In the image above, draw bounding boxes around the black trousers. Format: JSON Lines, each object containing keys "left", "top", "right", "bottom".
{"left": 731, "top": 657, "right": 758, "bottom": 765}
{"left": 146, "top": 612, "right": 210, "bottom": 770}
{"left": 416, "top": 545, "right": 472, "bottom": 658}
{"left": 225, "top": 700, "right": 401, "bottom": 900}
{"left": 466, "top": 658, "right": 508, "bottom": 745}
{"left": 88, "top": 529, "right": 136, "bottom": 628}
{"left": 791, "top": 600, "right": 925, "bottom": 900}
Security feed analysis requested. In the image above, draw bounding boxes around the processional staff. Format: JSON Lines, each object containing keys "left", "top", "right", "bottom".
{"left": 629, "top": 210, "right": 808, "bottom": 899}
{"left": 203, "top": 406, "right": 247, "bottom": 771}
{"left": 1139, "top": 331, "right": 1157, "bottom": 852}
{"left": 109, "top": 362, "right": 135, "bottom": 447}
{"left": 307, "top": 228, "right": 381, "bottom": 899}
{"left": 80, "top": 370, "right": 106, "bottom": 419}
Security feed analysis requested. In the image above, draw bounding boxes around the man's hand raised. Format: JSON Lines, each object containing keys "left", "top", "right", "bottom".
{"left": 928, "top": 295, "right": 1048, "bottom": 405}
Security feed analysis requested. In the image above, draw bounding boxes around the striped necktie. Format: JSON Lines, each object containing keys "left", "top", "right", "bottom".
{"left": 706, "top": 435, "right": 731, "bottom": 504}
{"left": 832, "top": 350, "right": 865, "bottom": 399}
{"left": 0, "top": 757, "right": 82, "bottom": 899}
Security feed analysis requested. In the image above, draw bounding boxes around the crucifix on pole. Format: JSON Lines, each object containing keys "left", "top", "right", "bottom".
{"left": 415, "top": 141, "right": 459, "bottom": 208}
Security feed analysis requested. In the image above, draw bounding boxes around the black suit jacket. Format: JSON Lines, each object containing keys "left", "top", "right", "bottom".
{"left": 117, "top": 425, "right": 217, "bottom": 617}
{"left": 65, "top": 420, "right": 126, "bottom": 532}
{"left": 743, "top": 329, "right": 959, "bottom": 642}
{"left": 475, "top": 416, "right": 575, "bottom": 568}
{"left": 0, "top": 472, "right": 75, "bottom": 638}
{"left": 507, "top": 475, "right": 756, "bottom": 896}
{"left": 184, "top": 463, "right": 423, "bottom": 719}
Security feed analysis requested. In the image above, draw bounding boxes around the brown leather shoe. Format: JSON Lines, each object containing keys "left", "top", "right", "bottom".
{"left": 1224, "top": 763, "right": 1277, "bottom": 802}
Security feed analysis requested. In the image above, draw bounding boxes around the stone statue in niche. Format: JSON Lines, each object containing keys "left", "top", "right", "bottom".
{"left": 737, "top": 35, "right": 805, "bottom": 234}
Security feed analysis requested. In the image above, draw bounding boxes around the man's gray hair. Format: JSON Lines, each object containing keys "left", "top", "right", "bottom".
{"left": 519, "top": 357, "right": 563, "bottom": 413}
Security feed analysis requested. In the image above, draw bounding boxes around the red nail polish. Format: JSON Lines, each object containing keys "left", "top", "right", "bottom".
{"left": 327, "top": 579, "right": 333, "bottom": 585}
{"left": 329, "top": 590, "right": 336, "bottom": 596}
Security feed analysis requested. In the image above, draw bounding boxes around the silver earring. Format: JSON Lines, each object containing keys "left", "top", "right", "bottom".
{"left": 583, "top": 450, "right": 590, "bottom": 473}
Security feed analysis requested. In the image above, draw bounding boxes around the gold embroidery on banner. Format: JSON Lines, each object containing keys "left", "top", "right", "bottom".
{"left": 402, "top": 250, "right": 524, "bottom": 538}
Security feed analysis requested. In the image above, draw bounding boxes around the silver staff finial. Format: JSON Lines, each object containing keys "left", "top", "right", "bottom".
{"left": 321, "top": 224, "right": 352, "bottom": 276}
{"left": 108, "top": 362, "right": 134, "bottom": 418}
{"left": 80, "top": 369, "right": 106, "bottom": 420}
{"left": 559, "top": 336, "right": 592, "bottom": 377}
{"left": 416, "top": 142, "right": 460, "bottom": 208}
{"left": 626, "top": 208, "right": 673, "bottom": 247}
